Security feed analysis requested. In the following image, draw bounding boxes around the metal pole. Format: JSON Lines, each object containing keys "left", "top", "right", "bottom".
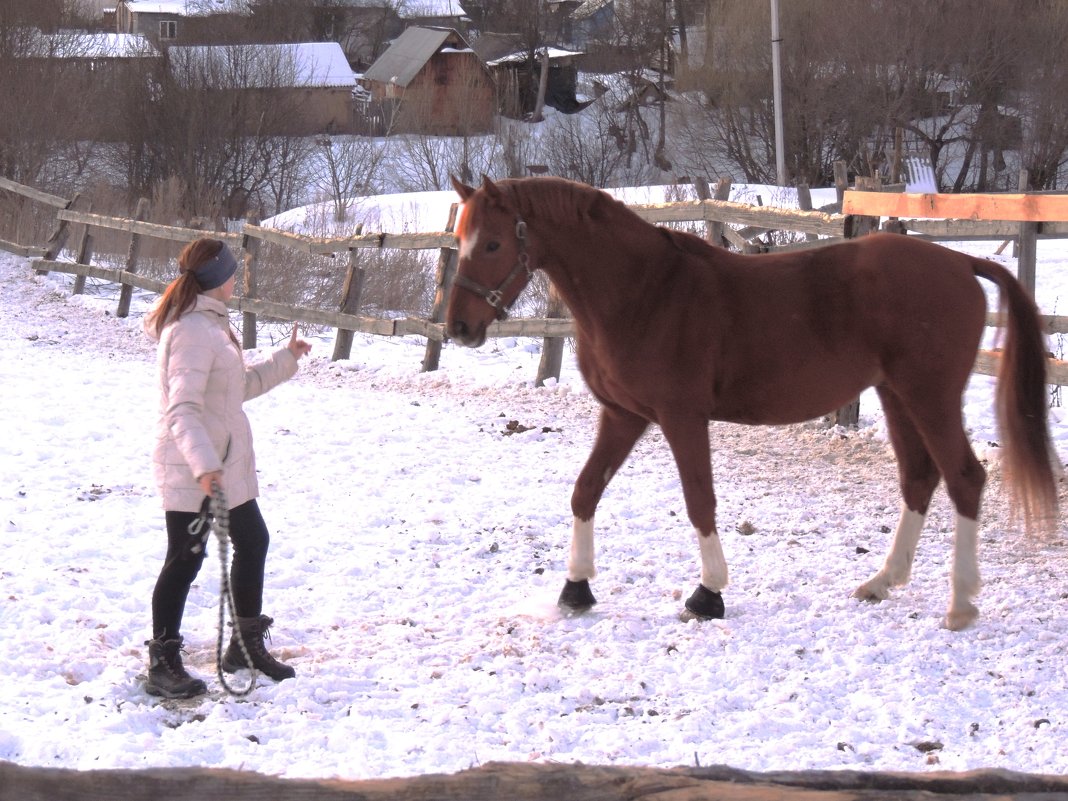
{"left": 770, "top": 0, "right": 786, "bottom": 187}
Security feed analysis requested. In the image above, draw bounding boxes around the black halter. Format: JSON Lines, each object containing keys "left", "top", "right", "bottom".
{"left": 452, "top": 219, "right": 532, "bottom": 321}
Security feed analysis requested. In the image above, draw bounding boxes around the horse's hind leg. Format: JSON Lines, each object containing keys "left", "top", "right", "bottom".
{"left": 559, "top": 404, "right": 648, "bottom": 612}
{"left": 659, "top": 413, "right": 726, "bottom": 620}
{"left": 856, "top": 386, "right": 941, "bottom": 602}
{"left": 868, "top": 385, "right": 987, "bottom": 629}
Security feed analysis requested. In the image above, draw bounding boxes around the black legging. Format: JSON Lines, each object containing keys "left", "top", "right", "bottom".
{"left": 151, "top": 499, "right": 270, "bottom": 641}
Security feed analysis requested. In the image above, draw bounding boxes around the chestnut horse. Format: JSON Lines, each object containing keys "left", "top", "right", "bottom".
{"left": 446, "top": 175, "right": 1058, "bottom": 630}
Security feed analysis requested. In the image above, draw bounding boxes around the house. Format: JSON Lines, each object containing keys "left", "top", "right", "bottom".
{"left": 360, "top": 26, "right": 494, "bottom": 136}
{"left": 17, "top": 31, "right": 159, "bottom": 140}
{"left": 167, "top": 41, "right": 357, "bottom": 135}
{"left": 115, "top": 0, "right": 250, "bottom": 46}
{"left": 472, "top": 33, "right": 587, "bottom": 118}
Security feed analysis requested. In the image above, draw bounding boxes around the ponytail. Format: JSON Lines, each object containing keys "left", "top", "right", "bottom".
{"left": 146, "top": 238, "right": 226, "bottom": 338}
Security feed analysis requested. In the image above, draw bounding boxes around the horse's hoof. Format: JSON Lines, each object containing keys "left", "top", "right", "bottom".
{"left": 558, "top": 579, "right": 597, "bottom": 613}
{"left": 944, "top": 602, "right": 979, "bottom": 631}
{"left": 682, "top": 584, "right": 724, "bottom": 620}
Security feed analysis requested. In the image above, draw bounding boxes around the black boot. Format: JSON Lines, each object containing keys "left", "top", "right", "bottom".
{"left": 221, "top": 614, "right": 295, "bottom": 681}
{"left": 145, "top": 637, "right": 207, "bottom": 699}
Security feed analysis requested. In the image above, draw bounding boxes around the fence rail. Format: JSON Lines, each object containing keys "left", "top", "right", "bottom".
{"left": 3, "top": 175, "right": 1068, "bottom": 389}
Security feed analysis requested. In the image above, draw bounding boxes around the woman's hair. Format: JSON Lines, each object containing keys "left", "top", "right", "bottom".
{"left": 146, "top": 238, "right": 226, "bottom": 338}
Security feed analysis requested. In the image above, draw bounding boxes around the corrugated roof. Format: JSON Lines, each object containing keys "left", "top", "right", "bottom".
{"left": 362, "top": 27, "right": 470, "bottom": 88}
{"left": 168, "top": 42, "right": 355, "bottom": 88}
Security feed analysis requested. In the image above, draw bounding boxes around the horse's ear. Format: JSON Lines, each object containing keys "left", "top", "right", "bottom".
{"left": 481, "top": 174, "right": 503, "bottom": 202}
{"left": 451, "top": 174, "right": 476, "bottom": 201}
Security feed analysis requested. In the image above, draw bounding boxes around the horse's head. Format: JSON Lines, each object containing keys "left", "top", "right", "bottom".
{"left": 446, "top": 175, "right": 533, "bottom": 348}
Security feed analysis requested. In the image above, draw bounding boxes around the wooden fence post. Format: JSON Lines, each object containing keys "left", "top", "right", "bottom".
{"left": 695, "top": 177, "right": 732, "bottom": 247}
{"left": 332, "top": 227, "right": 367, "bottom": 362}
{"left": 535, "top": 282, "right": 568, "bottom": 386}
{"left": 70, "top": 199, "right": 95, "bottom": 295}
{"left": 422, "top": 204, "right": 460, "bottom": 373}
{"left": 833, "top": 177, "right": 884, "bottom": 428}
{"left": 115, "top": 197, "right": 149, "bottom": 318}
{"left": 37, "top": 192, "right": 81, "bottom": 274}
{"left": 241, "top": 216, "right": 261, "bottom": 350}
{"left": 1017, "top": 170, "right": 1038, "bottom": 297}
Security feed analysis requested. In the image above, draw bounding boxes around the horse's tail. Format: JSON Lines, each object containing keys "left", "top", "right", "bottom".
{"left": 973, "top": 258, "right": 1059, "bottom": 534}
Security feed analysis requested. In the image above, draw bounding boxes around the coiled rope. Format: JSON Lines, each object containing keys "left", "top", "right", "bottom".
{"left": 187, "top": 482, "right": 257, "bottom": 696}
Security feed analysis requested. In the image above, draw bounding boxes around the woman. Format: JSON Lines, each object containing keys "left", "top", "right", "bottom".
{"left": 143, "top": 237, "right": 311, "bottom": 699}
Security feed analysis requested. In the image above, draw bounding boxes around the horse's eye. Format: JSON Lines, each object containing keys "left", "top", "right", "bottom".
{"left": 486, "top": 241, "right": 500, "bottom": 253}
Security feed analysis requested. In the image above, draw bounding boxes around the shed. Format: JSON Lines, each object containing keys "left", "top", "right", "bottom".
{"left": 167, "top": 41, "right": 357, "bottom": 134}
{"left": 360, "top": 26, "right": 494, "bottom": 135}
{"left": 473, "top": 33, "right": 588, "bottom": 118}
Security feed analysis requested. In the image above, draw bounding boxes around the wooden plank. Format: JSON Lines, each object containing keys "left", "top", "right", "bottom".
{"left": 0, "top": 176, "right": 69, "bottom": 208}
{"left": 974, "top": 349, "right": 1068, "bottom": 385}
{"left": 241, "top": 223, "right": 456, "bottom": 254}
{"left": 633, "top": 199, "right": 846, "bottom": 238}
{"left": 3, "top": 759, "right": 1068, "bottom": 801}
{"left": 843, "top": 190, "right": 1068, "bottom": 221}
{"left": 0, "top": 238, "right": 46, "bottom": 258}
{"left": 56, "top": 209, "right": 243, "bottom": 247}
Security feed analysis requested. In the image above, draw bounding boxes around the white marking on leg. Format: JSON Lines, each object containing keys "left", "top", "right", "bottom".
{"left": 567, "top": 516, "right": 596, "bottom": 582}
{"left": 946, "top": 514, "right": 981, "bottom": 630}
{"left": 458, "top": 224, "right": 480, "bottom": 260}
{"left": 854, "top": 504, "right": 925, "bottom": 601}
{"left": 696, "top": 528, "right": 728, "bottom": 591}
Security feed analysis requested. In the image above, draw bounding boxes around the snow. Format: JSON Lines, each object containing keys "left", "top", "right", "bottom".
{"left": 1, "top": 219, "right": 1066, "bottom": 780}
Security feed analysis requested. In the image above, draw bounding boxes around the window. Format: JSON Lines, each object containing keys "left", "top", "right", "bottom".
{"left": 159, "top": 20, "right": 177, "bottom": 40}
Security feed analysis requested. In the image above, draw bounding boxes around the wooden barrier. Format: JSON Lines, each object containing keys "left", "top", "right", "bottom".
{"left": 4, "top": 177, "right": 1068, "bottom": 389}
{"left": 3, "top": 760, "right": 1068, "bottom": 801}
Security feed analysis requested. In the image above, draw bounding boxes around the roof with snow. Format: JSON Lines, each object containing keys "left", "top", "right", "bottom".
{"left": 399, "top": 0, "right": 468, "bottom": 18}
{"left": 24, "top": 31, "right": 158, "bottom": 58}
{"left": 121, "top": 0, "right": 250, "bottom": 16}
{"left": 168, "top": 42, "right": 355, "bottom": 89}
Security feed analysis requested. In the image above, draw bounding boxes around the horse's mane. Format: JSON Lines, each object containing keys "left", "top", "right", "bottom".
{"left": 501, "top": 177, "right": 636, "bottom": 230}
{"left": 501, "top": 177, "right": 718, "bottom": 258}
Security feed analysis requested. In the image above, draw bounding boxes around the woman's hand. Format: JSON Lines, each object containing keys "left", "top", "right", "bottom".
{"left": 199, "top": 471, "right": 223, "bottom": 497}
{"left": 288, "top": 324, "right": 312, "bottom": 359}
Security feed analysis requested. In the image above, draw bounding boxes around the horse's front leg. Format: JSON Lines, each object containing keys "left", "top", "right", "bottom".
{"left": 660, "top": 414, "right": 726, "bottom": 620}
{"left": 559, "top": 405, "right": 648, "bottom": 613}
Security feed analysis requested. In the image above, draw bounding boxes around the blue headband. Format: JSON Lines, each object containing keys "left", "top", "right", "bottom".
{"left": 194, "top": 244, "right": 238, "bottom": 290}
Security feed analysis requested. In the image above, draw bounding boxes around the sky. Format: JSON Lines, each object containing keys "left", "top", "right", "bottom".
{"left": 0, "top": 193, "right": 1066, "bottom": 783}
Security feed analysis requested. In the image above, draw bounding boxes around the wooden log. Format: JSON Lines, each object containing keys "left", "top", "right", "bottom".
{"left": 2, "top": 760, "right": 1068, "bottom": 801}
{"left": 842, "top": 189, "right": 1068, "bottom": 222}
{"left": 71, "top": 227, "right": 94, "bottom": 295}
{"left": 241, "top": 215, "right": 262, "bottom": 350}
{"left": 0, "top": 237, "right": 46, "bottom": 258}
{"left": 333, "top": 238, "right": 367, "bottom": 362}
{"left": 0, "top": 176, "right": 69, "bottom": 207}
{"left": 535, "top": 281, "right": 569, "bottom": 386}
{"left": 422, "top": 205, "right": 458, "bottom": 372}
{"left": 56, "top": 208, "right": 243, "bottom": 247}
{"left": 1016, "top": 171, "right": 1038, "bottom": 296}
{"left": 39, "top": 191, "right": 81, "bottom": 270}
{"left": 115, "top": 198, "right": 150, "bottom": 318}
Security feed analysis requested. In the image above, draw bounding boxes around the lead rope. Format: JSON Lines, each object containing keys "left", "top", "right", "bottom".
{"left": 188, "top": 483, "right": 257, "bottom": 696}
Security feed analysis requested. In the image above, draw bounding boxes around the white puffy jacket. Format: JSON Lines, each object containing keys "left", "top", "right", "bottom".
{"left": 147, "top": 295, "right": 298, "bottom": 512}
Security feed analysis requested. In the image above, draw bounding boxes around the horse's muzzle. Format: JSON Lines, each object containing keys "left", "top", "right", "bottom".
{"left": 448, "top": 320, "right": 487, "bottom": 348}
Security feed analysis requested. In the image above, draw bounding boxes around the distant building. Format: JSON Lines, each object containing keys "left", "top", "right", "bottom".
{"left": 168, "top": 41, "right": 357, "bottom": 135}
{"left": 360, "top": 26, "right": 494, "bottom": 136}
{"left": 115, "top": 0, "right": 250, "bottom": 46}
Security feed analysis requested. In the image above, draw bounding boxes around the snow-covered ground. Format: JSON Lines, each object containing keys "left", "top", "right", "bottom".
{"left": 1, "top": 224, "right": 1066, "bottom": 780}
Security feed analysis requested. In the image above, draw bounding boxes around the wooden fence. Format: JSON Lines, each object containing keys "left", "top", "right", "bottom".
{"left": 2, "top": 174, "right": 1067, "bottom": 396}
{"left": 4, "top": 759, "right": 1068, "bottom": 801}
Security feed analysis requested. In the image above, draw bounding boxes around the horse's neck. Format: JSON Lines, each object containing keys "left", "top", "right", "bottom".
{"left": 534, "top": 222, "right": 649, "bottom": 329}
